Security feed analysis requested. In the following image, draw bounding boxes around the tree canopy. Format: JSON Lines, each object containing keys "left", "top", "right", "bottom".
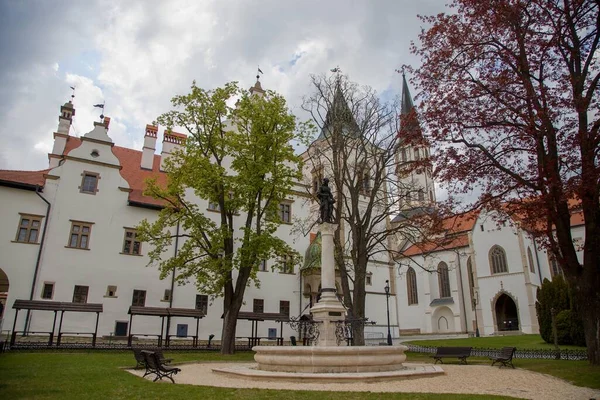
{"left": 412, "top": 0, "right": 599, "bottom": 363}
{"left": 136, "top": 81, "right": 312, "bottom": 353}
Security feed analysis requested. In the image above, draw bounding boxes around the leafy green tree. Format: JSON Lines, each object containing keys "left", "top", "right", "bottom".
{"left": 136, "top": 81, "right": 312, "bottom": 354}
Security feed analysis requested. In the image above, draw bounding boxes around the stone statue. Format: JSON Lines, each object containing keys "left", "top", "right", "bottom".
{"left": 317, "top": 178, "right": 335, "bottom": 223}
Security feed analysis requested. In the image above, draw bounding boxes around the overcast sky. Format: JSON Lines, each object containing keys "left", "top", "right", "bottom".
{"left": 0, "top": 0, "right": 447, "bottom": 171}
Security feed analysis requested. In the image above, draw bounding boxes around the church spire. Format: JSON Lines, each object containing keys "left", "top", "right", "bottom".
{"left": 401, "top": 73, "right": 414, "bottom": 117}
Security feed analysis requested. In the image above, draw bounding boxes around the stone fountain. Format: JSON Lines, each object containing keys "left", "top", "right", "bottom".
{"left": 214, "top": 179, "right": 443, "bottom": 381}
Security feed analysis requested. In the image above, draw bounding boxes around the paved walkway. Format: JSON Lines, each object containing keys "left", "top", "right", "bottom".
{"left": 128, "top": 362, "right": 600, "bottom": 400}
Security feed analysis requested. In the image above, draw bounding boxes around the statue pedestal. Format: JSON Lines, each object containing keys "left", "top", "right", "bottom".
{"left": 310, "top": 222, "right": 346, "bottom": 347}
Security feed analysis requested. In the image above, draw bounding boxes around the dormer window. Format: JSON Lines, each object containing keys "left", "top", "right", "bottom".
{"left": 80, "top": 172, "right": 99, "bottom": 194}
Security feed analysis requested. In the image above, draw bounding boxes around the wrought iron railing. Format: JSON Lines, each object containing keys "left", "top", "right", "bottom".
{"left": 334, "top": 318, "right": 375, "bottom": 346}
{"left": 406, "top": 344, "right": 588, "bottom": 360}
{"left": 287, "top": 316, "right": 321, "bottom": 345}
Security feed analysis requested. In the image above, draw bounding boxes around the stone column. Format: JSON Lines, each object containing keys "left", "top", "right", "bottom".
{"left": 311, "top": 222, "right": 347, "bottom": 347}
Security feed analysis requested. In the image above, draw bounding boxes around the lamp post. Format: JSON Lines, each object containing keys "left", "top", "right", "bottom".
{"left": 384, "top": 280, "right": 392, "bottom": 345}
{"left": 473, "top": 291, "right": 480, "bottom": 337}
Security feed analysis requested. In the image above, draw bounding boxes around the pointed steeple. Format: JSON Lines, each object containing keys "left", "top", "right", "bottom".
{"left": 401, "top": 73, "right": 414, "bottom": 117}
{"left": 399, "top": 73, "right": 422, "bottom": 139}
{"left": 317, "top": 80, "right": 360, "bottom": 140}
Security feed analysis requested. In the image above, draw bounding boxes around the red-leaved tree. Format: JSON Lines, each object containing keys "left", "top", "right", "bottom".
{"left": 411, "top": 0, "right": 599, "bottom": 363}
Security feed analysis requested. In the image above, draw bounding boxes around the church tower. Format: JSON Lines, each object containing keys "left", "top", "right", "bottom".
{"left": 396, "top": 73, "right": 436, "bottom": 210}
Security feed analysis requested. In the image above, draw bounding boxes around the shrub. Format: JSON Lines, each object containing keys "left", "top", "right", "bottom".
{"left": 535, "top": 276, "right": 585, "bottom": 346}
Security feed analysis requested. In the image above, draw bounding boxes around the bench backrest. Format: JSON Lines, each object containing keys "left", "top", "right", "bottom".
{"left": 500, "top": 347, "right": 516, "bottom": 359}
{"left": 141, "top": 350, "right": 158, "bottom": 370}
{"left": 436, "top": 346, "right": 472, "bottom": 356}
{"left": 132, "top": 348, "right": 145, "bottom": 363}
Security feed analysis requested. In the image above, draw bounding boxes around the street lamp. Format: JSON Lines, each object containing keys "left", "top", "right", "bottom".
{"left": 473, "top": 291, "right": 480, "bottom": 337}
{"left": 384, "top": 280, "right": 392, "bottom": 345}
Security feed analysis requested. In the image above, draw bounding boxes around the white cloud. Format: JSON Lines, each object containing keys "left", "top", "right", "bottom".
{"left": 0, "top": 0, "right": 448, "bottom": 171}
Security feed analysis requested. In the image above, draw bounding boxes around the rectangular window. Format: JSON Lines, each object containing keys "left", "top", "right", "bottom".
{"left": 132, "top": 289, "right": 146, "bottom": 307}
{"left": 106, "top": 285, "right": 117, "bottom": 297}
{"left": 67, "top": 221, "right": 93, "bottom": 249}
{"left": 15, "top": 214, "right": 42, "bottom": 243}
{"left": 253, "top": 298, "right": 264, "bottom": 313}
{"left": 279, "top": 300, "right": 290, "bottom": 316}
{"left": 80, "top": 172, "right": 99, "bottom": 194}
{"left": 279, "top": 203, "right": 291, "bottom": 223}
{"left": 208, "top": 202, "right": 220, "bottom": 211}
{"left": 41, "top": 282, "right": 54, "bottom": 300}
{"left": 195, "top": 294, "right": 208, "bottom": 314}
{"left": 259, "top": 259, "right": 267, "bottom": 272}
{"left": 122, "top": 228, "right": 141, "bottom": 255}
{"left": 73, "top": 285, "right": 89, "bottom": 304}
{"left": 366, "top": 273, "right": 372, "bottom": 286}
{"left": 163, "top": 289, "right": 172, "bottom": 302}
{"left": 280, "top": 254, "right": 294, "bottom": 274}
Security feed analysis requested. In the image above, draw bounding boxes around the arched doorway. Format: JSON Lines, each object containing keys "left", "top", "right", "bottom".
{"left": 495, "top": 293, "right": 519, "bottom": 331}
{"left": 0, "top": 268, "right": 9, "bottom": 330}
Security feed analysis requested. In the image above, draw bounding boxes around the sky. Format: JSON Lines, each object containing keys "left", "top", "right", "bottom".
{"left": 0, "top": 0, "right": 448, "bottom": 172}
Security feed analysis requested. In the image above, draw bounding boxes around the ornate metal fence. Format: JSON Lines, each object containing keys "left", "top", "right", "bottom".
{"left": 406, "top": 344, "right": 588, "bottom": 361}
{"left": 334, "top": 318, "right": 375, "bottom": 346}
{"left": 287, "top": 316, "right": 321, "bottom": 345}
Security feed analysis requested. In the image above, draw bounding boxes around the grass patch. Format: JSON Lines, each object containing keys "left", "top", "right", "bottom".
{"left": 0, "top": 351, "right": 515, "bottom": 400}
{"left": 405, "top": 334, "right": 586, "bottom": 350}
{"left": 405, "top": 351, "right": 600, "bottom": 389}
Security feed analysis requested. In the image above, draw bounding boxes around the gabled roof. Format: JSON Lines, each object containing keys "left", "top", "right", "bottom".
{"left": 400, "top": 210, "right": 479, "bottom": 257}
{"left": 1, "top": 135, "right": 168, "bottom": 209}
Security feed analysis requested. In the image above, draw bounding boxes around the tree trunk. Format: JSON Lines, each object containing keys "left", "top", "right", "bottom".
{"left": 221, "top": 310, "right": 240, "bottom": 355}
{"left": 574, "top": 274, "right": 600, "bottom": 364}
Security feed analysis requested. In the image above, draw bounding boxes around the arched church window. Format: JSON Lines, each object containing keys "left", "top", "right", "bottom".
{"left": 414, "top": 148, "right": 420, "bottom": 160}
{"left": 527, "top": 247, "right": 536, "bottom": 274}
{"left": 489, "top": 245, "right": 508, "bottom": 274}
{"left": 437, "top": 262, "right": 451, "bottom": 298}
{"left": 418, "top": 189, "right": 425, "bottom": 201}
{"left": 407, "top": 267, "right": 418, "bottom": 305}
{"left": 400, "top": 148, "right": 406, "bottom": 162}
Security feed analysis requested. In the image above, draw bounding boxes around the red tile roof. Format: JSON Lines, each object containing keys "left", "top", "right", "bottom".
{"left": 0, "top": 169, "right": 49, "bottom": 188}
{"left": 402, "top": 233, "right": 470, "bottom": 257}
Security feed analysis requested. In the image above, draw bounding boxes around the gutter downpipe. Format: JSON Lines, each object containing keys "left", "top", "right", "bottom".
{"left": 24, "top": 185, "right": 51, "bottom": 333}
{"left": 165, "top": 221, "right": 180, "bottom": 344}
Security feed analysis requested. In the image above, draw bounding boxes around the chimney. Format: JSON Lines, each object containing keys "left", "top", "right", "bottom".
{"left": 49, "top": 101, "right": 76, "bottom": 168}
{"left": 103, "top": 116, "right": 111, "bottom": 130}
{"left": 160, "top": 130, "right": 186, "bottom": 171}
{"left": 141, "top": 124, "right": 158, "bottom": 170}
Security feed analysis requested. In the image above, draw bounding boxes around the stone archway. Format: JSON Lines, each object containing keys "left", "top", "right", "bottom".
{"left": 494, "top": 293, "right": 519, "bottom": 331}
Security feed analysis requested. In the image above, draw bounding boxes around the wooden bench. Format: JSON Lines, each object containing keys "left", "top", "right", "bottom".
{"left": 141, "top": 350, "right": 181, "bottom": 383}
{"left": 132, "top": 348, "right": 172, "bottom": 369}
{"left": 430, "top": 346, "right": 472, "bottom": 365}
{"left": 490, "top": 347, "right": 516, "bottom": 368}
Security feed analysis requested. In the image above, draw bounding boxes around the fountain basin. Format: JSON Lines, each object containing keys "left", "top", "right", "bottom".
{"left": 253, "top": 344, "right": 408, "bottom": 373}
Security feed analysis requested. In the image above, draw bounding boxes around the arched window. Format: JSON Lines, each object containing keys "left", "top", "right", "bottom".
{"left": 489, "top": 245, "right": 508, "bottom": 274}
{"left": 467, "top": 257, "right": 475, "bottom": 309}
{"left": 549, "top": 254, "right": 562, "bottom": 278}
{"left": 527, "top": 247, "right": 536, "bottom": 274}
{"left": 407, "top": 267, "right": 418, "bottom": 305}
{"left": 400, "top": 148, "right": 406, "bottom": 162}
{"left": 429, "top": 190, "right": 434, "bottom": 202}
{"left": 437, "top": 262, "right": 451, "bottom": 298}
{"left": 418, "top": 189, "right": 425, "bottom": 201}
{"left": 414, "top": 148, "right": 420, "bottom": 160}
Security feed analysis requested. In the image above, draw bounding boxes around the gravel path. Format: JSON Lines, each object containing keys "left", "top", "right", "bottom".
{"left": 127, "top": 362, "right": 600, "bottom": 400}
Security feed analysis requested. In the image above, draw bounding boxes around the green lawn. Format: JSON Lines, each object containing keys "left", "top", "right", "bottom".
{"left": 405, "top": 334, "right": 586, "bottom": 350}
{"left": 0, "top": 351, "right": 515, "bottom": 400}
